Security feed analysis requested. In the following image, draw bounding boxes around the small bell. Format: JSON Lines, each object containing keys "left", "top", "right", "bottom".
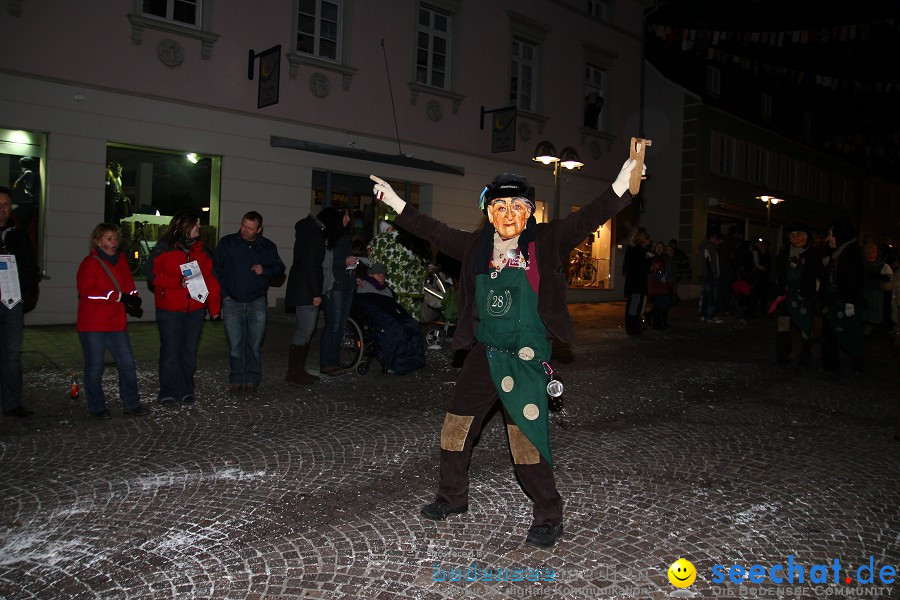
{"left": 547, "top": 377, "right": 564, "bottom": 398}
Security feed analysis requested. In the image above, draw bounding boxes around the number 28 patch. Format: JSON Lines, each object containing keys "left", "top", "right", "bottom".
{"left": 486, "top": 289, "right": 513, "bottom": 317}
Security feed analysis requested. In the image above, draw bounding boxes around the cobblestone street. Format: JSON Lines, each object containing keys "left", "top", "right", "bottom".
{"left": 1, "top": 302, "right": 898, "bottom": 599}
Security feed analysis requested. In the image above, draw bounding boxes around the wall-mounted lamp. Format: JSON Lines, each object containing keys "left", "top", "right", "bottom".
{"left": 186, "top": 152, "right": 199, "bottom": 164}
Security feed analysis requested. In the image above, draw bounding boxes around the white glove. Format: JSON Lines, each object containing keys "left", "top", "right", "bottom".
{"left": 370, "top": 175, "right": 407, "bottom": 214}
{"left": 844, "top": 303, "right": 855, "bottom": 318}
{"left": 612, "top": 156, "right": 643, "bottom": 197}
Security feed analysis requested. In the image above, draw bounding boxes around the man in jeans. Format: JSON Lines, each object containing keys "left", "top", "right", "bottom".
{"left": 213, "top": 211, "right": 285, "bottom": 392}
{"left": 698, "top": 229, "right": 723, "bottom": 323}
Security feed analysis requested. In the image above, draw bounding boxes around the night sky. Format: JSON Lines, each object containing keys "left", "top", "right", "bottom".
{"left": 644, "top": 1, "right": 900, "bottom": 180}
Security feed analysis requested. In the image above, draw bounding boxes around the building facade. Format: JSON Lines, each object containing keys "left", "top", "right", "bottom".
{"left": 0, "top": 0, "right": 647, "bottom": 324}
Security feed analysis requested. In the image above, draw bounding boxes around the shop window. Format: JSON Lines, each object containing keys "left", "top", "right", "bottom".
{"left": 311, "top": 170, "right": 419, "bottom": 256}
{"left": 1, "top": 128, "right": 46, "bottom": 265}
{"left": 106, "top": 144, "right": 220, "bottom": 278}
{"left": 566, "top": 205, "right": 612, "bottom": 289}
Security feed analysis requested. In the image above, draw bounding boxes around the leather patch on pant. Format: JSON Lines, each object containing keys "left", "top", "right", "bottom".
{"left": 440, "top": 413, "right": 474, "bottom": 452}
{"left": 777, "top": 316, "right": 791, "bottom": 332}
{"left": 507, "top": 424, "right": 540, "bottom": 465}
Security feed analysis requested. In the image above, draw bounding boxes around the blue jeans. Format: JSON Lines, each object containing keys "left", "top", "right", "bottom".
{"left": 320, "top": 289, "right": 353, "bottom": 369}
{"left": 79, "top": 330, "right": 140, "bottom": 413}
{"left": 0, "top": 303, "right": 24, "bottom": 412}
{"left": 700, "top": 276, "right": 718, "bottom": 320}
{"left": 222, "top": 296, "right": 267, "bottom": 386}
{"left": 156, "top": 309, "right": 206, "bottom": 402}
{"left": 291, "top": 304, "right": 320, "bottom": 346}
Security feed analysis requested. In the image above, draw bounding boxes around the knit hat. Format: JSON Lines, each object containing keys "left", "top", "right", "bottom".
{"left": 368, "top": 263, "right": 388, "bottom": 276}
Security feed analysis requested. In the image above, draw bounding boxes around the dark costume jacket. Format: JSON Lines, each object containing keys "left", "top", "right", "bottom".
{"left": 396, "top": 187, "right": 629, "bottom": 349}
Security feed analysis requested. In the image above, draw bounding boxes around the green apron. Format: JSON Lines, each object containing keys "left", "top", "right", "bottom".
{"left": 475, "top": 266, "right": 553, "bottom": 464}
{"left": 785, "top": 261, "right": 813, "bottom": 338}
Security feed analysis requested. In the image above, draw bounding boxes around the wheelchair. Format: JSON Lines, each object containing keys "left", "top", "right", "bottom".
{"left": 338, "top": 315, "right": 373, "bottom": 375}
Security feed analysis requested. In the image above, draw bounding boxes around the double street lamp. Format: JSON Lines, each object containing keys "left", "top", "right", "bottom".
{"left": 757, "top": 194, "right": 785, "bottom": 244}
{"left": 532, "top": 141, "right": 584, "bottom": 222}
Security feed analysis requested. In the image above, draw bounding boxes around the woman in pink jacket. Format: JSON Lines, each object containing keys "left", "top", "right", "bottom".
{"left": 76, "top": 223, "right": 149, "bottom": 420}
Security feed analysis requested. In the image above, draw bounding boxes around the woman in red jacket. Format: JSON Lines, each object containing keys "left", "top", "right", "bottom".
{"left": 146, "top": 211, "right": 221, "bottom": 406}
{"left": 76, "top": 223, "right": 149, "bottom": 419}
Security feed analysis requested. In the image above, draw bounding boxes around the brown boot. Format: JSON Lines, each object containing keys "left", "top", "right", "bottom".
{"left": 286, "top": 344, "right": 318, "bottom": 384}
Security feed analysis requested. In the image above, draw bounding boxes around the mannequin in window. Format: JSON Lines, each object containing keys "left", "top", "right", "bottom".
{"left": 11, "top": 156, "right": 39, "bottom": 249}
{"left": 105, "top": 161, "right": 133, "bottom": 224}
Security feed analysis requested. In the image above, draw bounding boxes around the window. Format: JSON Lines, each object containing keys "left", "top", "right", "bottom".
{"left": 106, "top": 144, "right": 221, "bottom": 277}
{"left": 706, "top": 66, "right": 721, "bottom": 96}
{"left": 783, "top": 158, "right": 798, "bottom": 193}
{"left": 142, "top": 0, "right": 201, "bottom": 28}
{"left": 128, "top": 0, "right": 218, "bottom": 59}
{"left": 1, "top": 128, "right": 46, "bottom": 265}
{"left": 296, "top": 0, "right": 342, "bottom": 62}
{"left": 510, "top": 37, "right": 537, "bottom": 112}
{"left": 583, "top": 64, "right": 607, "bottom": 130}
{"left": 761, "top": 92, "right": 772, "bottom": 121}
{"left": 711, "top": 132, "right": 736, "bottom": 177}
{"left": 587, "top": 0, "right": 610, "bottom": 20}
{"left": 311, "top": 171, "right": 419, "bottom": 252}
{"left": 417, "top": 5, "right": 451, "bottom": 89}
{"left": 752, "top": 147, "right": 770, "bottom": 185}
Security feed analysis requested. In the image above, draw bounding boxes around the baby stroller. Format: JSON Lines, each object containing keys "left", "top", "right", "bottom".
{"left": 422, "top": 271, "right": 458, "bottom": 350}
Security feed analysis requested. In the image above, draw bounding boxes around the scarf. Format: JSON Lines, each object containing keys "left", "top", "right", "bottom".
{"left": 96, "top": 246, "right": 120, "bottom": 266}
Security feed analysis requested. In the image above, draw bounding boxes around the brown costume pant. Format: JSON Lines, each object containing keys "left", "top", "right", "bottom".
{"left": 435, "top": 344, "right": 563, "bottom": 527}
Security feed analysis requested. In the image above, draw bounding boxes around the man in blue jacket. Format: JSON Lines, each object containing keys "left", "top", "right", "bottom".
{"left": 213, "top": 211, "right": 285, "bottom": 393}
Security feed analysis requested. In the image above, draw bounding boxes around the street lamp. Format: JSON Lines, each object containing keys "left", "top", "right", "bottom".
{"left": 532, "top": 141, "right": 584, "bottom": 222}
{"left": 757, "top": 195, "right": 785, "bottom": 243}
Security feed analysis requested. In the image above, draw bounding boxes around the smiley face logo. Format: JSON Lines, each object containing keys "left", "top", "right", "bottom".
{"left": 667, "top": 558, "right": 697, "bottom": 588}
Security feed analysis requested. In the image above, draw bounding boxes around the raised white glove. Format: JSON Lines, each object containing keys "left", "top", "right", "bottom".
{"left": 844, "top": 303, "right": 855, "bottom": 318}
{"left": 612, "top": 155, "right": 643, "bottom": 197}
{"left": 370, "top": 175, "right": 407, "bottom": 214}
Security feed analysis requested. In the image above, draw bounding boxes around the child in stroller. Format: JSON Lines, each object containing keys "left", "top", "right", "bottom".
{"left": 344, "top": 261, "right": 425, "bottom": 375}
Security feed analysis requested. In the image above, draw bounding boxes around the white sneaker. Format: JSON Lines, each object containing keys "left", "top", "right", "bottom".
{"left": 710, "top": 317, "right": 724, "bottom": 324}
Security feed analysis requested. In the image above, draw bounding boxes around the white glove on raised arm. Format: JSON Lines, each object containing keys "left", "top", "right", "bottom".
{"left": 370, "top": 175, "right": 407, "bottom": 214}
{"left": 612, "top": 158, "right": 643, "bottom": 197}
{"left": 844, "top": 303, "right": 855, "bottom": 318}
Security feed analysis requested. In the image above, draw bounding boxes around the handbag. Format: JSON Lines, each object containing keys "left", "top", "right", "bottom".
{"left": 92, "top": 255, "right": 143, "bottom": 317}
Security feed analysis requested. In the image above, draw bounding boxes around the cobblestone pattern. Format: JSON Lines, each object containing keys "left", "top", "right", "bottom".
{"left": 1, "top": 303, "right": 898, "bottom": 599}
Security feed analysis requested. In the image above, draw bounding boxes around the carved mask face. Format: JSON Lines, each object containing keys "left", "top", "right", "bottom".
{"left": 486, "top": 197, "right": 532, "bottom": 239}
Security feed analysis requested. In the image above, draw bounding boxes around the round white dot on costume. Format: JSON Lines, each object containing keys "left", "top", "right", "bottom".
{"left": 507, "top": 248, "right": 518, "bottom": 259}
{"left": 517, "top": 346, "right": 535, "bottom": 361}
{"left": 501, "top": 376, "right": 514, "bottom": 392}
{"left": 523, "top": 403, "right": 539, "bottom": 420}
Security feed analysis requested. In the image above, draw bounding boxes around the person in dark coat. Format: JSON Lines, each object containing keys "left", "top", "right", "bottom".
{"left": 283, "top": 211, "right": 327, "bottom": 384}
{"left": 370, "top": 147, "right": 642, "bottom": 549}
{"left": 213, "top": 211, "right": 285, "bottom": 392}
{"left": 774, "top": 224, "right": 820, "bottom": 366}
{"left": 622, "top": 227, "right": 650, "bottom": 335}
{"left": 0, "top": 187, "right": 40, "bottom": 418}
{"left": 820, "top": 219, "right": 865, "bottom": 375}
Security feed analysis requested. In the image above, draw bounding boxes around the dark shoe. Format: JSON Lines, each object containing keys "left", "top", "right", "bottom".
{"left": 525, "top": 522, "right": 564, "bottom": 548}
{"left": 3, "top": 405, "right": 34, "bottom": 418}
{"left": 229, "top": 383, "right": 243, "bottom": 394}
{"left": 181, "top": 395, "right": 195, "bottom": 405}
{"left": 91, "top": 409, "right": 112, "bottom": 420}
{"left": 123, "top": 404, "right": 150, "bottom": 417}
{"left": 159, "top": 397, "right": 177, "bottom": 407}
{"left": 321, "top": 366, "right": 347, "bottom": 376}
{"left": 421, "top": 501, "right": 468, "bottom": 521}
{"left": 245, "top": 383, "right": 256, "bottom": 393}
